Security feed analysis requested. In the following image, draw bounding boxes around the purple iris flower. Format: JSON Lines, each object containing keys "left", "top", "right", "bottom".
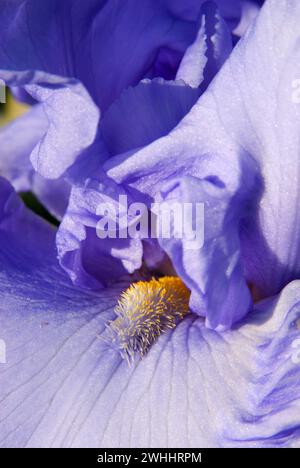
{"left": 0, "top": 0, "right": 300, "bottom": 448}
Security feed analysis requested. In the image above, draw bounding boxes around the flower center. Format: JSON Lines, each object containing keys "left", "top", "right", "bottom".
{"left": 107, "top": 276, "right": 190, "bottom": 363}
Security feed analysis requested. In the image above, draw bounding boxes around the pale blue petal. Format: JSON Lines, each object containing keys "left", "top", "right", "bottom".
{"left": 0, "top": 105, "right": 46, "bottom": 192}
{"left": 0, "top": 232, "right": 300, "bottom": 447}
{"left": 0, "top": 177, "right": 299, "bottom": 448}
{"left": 101, "top": 78, "right": 200, "bottom": 157}
{"left": 56, "top": 176, "right": 143, "bottom": 289}
{"left": 0, "top": 70, "right": 100, "bottom": 179}
{"left": 176, "top": 1, "right": 232, "bottom": 89}
{"left": 105, "top": 0, "right": 300, "bottom": 326}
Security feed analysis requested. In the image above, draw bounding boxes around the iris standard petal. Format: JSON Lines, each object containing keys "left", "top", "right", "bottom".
{"left": 0, "top": 0, "right": 261, "bottom": 182}
{"left": 176, "top": 1, "right": 232, "bottom": 89}
{"left": 226, "top": 0, "right": 300, "bottom": 299}
{"left": 0, "top": 0, "right": 257, "bottom": 111}
{"left": 0, "top": 0, "right": 203, "bottom": 110}
{"left": 0, "top": 0, "right": 201, "bottom": 179}
{"left": 0, "top": 70, "right": 100, "bottom": 179}
{"left": 101, "top": 78, "right": 200, "bottom": 157}
{"left": 105, "top": 0, "right": 300, "bottom": 326}
{"left": 81, "top": 0, "right": 201, "bottom": 111}
{"left": 233, "top": 0, "right": 261, "bottom": 37}
{"left": 167, "top": 0, "right": 261, "bottom": 34}
{"left": 27, "top": 81, "right": 99, "bottom": 179}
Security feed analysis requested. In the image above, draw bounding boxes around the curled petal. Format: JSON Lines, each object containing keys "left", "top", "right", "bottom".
{"left": 0, "top": 69, "right": 100, "bottom": 179}
{"left": 0, "top": 0, "right": 204, "bottom": 110}
{"left": 176, "top": 1, "right": 232, "bottom": 89}
{"left": 56, "top": 176, "right": 143, "bottom": 289}
{"left": 0, "top": 104, "right": 70, "bottom": 219}
{"left": 106, "top": 0, "right": 300, "bottom": 325}
{"left": 157, "top": 175, "right": 253, "bottom": 330}
{"left": 59, "top": 77, "right": 204, "bottom": 288}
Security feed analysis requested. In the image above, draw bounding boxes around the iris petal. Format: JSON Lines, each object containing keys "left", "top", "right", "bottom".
{"left": 157, "top": 176, "right": 253, "bottom": 330}
{"left": 56, "top": 176, "right": 143, "bottom": 289}
{"left": 176, "top": 1, "right": 232, "bottom": 89}
{"left": 1, "top": 177, "right": 299, "bottom": 448}
{"left": 105, "top": 0, "right": 300, "bottom": 326}
{"left": 0, "top": 70, "right": 100, "bottom": 179}
{"left": 0, "top": 105, "right": 46, "bottom": 192}
{"left": 0, "top": 0, "right": 204, "bottom": 110}
{"left": 0, "top": 0, "right": 260, "bottom": 182}
{"left": 58, "top": 78, "right": 202, "bottom": 289}
{"left": 101, "top": 78, "right": 200, "bottom": 157}
{"left": 0, "top": 176, "right": 299, "bottom": 447}
{"left": 0, "top": 105, "right": 70, "bottom": 219}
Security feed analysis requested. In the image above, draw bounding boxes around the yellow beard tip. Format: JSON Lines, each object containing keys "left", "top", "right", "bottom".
{"left": 108, "top": 276, "right": 190, "bottom": 362}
